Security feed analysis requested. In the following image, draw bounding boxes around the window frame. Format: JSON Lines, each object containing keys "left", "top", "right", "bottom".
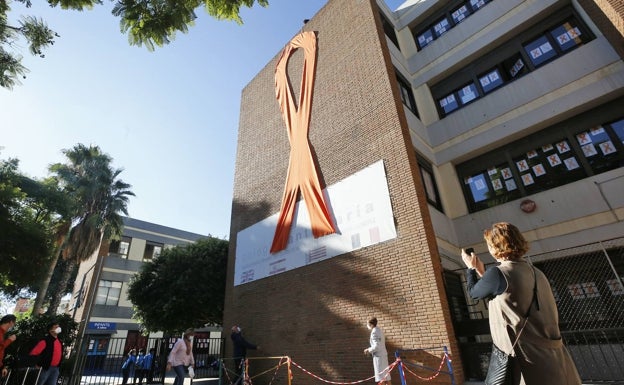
{"left": 431, "top": 7, "right": 594, "bottom": 118}
{"left": 456, "top": 99, "right": 624, "bottom": 212}
{"left": 95, "top": 280, "right": 122, "bottom": 306}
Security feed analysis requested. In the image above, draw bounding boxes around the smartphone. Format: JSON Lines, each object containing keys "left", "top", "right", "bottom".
{"left": 465, "top": 247, "right": 474, "bottom": 254}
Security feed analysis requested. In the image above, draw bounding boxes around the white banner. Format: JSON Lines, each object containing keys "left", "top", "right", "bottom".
{"left": 234, "top": 160, "right": 396, "bottom": 285}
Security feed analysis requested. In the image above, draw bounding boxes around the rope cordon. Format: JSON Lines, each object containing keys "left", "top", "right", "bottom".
{"left": 401, "top": 352, "right": 450, "bottom": 381}
{"left": 290, "top": 359, "right": 398, "bottom": 385}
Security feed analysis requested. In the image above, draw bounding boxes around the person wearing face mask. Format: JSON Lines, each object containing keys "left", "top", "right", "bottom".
{"left": 29, "top": 322, "right": 63, "bottom": 385}
{"left": 1, "top": 314, "right": 17, "bottom": 378}
{"left": 166, "top": 328, "right": 195, "bottom": 385}
{"left": 363, "top": 317, "right": 391, "bottom": 385}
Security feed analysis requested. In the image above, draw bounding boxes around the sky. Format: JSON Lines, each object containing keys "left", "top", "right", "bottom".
{"left": 1, "top": 0, "right": 405, "bottom": 238}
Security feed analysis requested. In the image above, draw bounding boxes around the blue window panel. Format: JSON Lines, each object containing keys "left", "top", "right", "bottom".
{"left": 458, "top": 83, "right": 478, "bottom": 105}
{"left": 433, "top": 17, "right": 451, "bottom": 38}
{"left": 479, "top": 69, "right": 504, "bottom": 94}
{"left": 466, "top": 173, "right": 490, "bottom": 203}
{"left": 610, "top": 118, "right": 624, "bottom": 144}
{"left": 417, "top": 29, "right": 434, "bottom": 49}
{"left": 524, "top": 35, "right": 557, "bottom": 67}
{"left": 550, "top": 22, "right": 583, "bottom": 52}
{"left": 439, "top": 93, "right": 459, "bottom": 114}
{"left": 452, "top": 5, "right": 471, "bottom": 24}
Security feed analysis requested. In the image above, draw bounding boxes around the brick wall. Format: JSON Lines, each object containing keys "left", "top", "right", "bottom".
{"left": 223, "top": 0, "right": 463, "bottom": 384}
{"left": 579, "top": 0, "right": 624, "bottom": 58}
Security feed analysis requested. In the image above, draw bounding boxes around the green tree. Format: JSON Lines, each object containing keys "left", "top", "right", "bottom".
{"left": 39, "top": 144, "right": 134, "bottom": 315}
{"left": 0, "top": 158, "right": 69, "bottom": 296}
{"left": 1, "top": 0, "right": 268, "bottom": 89}
{"left": 128, "top": 237, "right": 228, "bottom": 333}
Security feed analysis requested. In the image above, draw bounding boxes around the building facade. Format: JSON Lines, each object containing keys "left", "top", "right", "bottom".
{"left": 70, "top": 217, "right": 209, "bottom": 353}
{"left": 224, "top": 0, "right": 624, "bottom": 383}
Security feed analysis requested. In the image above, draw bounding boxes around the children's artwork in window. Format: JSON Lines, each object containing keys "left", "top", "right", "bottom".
{"left": 582, "top": 144, "right": 598, "bottom": 157}
{"left": 542, "top": 144, "right": 554, "bottom": 152}
{"left": 568, "top": 283, "right": 585, "bottom": 299}
{"left": 470, "top": 0, "right": 487, "bottom": 10}
{"left": 501, "top": 167, "right": 513, "bottom": 179}
{"left": 487, "top": 166, "right": 497, "bottom": 176}
{"left": 606, "top": 279, "right": 624, "bottom": 296}
{"left": 466, "top": 173, "right": 489, "bottom": 203}
{"left": 505, "top": 179, "right": 517, "bottom": 191}
{"left": 524, "top": 35, "right": 558, "bottom": 66}
{"left": 521, "top": 173, "right": 534, "bottom": 186}
{"left": 459, "top": 83, "right": 478, "bottom": 104}
{"left": 418, "top": 30, "right": 434, "bottom": 48}
{"left": 599, "top": 141, "right": 616, "bottom": 155}
{"left": 433, "top": 18, "right": 450, "bottom": 37}
{"left": 516, "top": 159, "right": 529, "bottom": 172}
{"left": 452, "top": 5, "right": 471, "bottom": 24}
{"left": 479, "top": 69, "right": 504, "bottom": 93}
{"left": 564, "top": 157, "right": 579, "bottom": 170}
{"left": 509, "top": 58, "right": 525, "bottom": 78}
{"left": 492, "top": 178, "right": 503, "bottom": 190}
{"left": 551, "top": 22, "right": 583, "bottom": 51}
{"left": 527, "top": 149, "right": 538, "bottom": 158}
{"left": 581, "top": 282, "right": 600, "bottom": 298}
{"left": 439, "top": 93, "right": 459, "bottom": 114}
{"left": 576, "top": 132, "right": 592, "bottom": 145}
{"left": 547, "top": 153, "right": 562, "bottom": 167}
{"left": 556, "top": 140, "right": 571, "bottom": 154}
{"left": 532, "top": 163, "right": 546, "bottom": 176}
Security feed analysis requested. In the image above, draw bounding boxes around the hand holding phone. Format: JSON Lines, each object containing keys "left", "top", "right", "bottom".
{"left": 465, "top": 247, "right": 474, "bottom": 255}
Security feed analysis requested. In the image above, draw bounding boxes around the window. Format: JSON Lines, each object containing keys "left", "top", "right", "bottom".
{"left": 412, "top": 0, "right": 493, "bottom": 50}
{"left": 109, "top": 236, "right": 131, "bottom": 258}
{"left": 451, "top": 4, "right": 471, "bottom": 25}
{"left": 143, "top": 242, "right": 163, "bottom": 262}
{"left": 457, "top": 99, "right": 624, "bottom": 212}
{"left": 379, "top": 11, "right": 399, "bottom": 50}
{"left": 609, "top": 118, "right": 624, "bottom": 144}
{"left": 95, "top": 280, "right": 122, "bottom": 306}
{"left": 395, "top": 71, "right": 418, "bottom": 117}
{"left": 431, "top": 8, "right": 594, "bottom": 117}
{"left": 479, "top": 68, "right": 504, "bottom": 94}
{"left": 417, "top": 155, "right": 443, "bottom": 212}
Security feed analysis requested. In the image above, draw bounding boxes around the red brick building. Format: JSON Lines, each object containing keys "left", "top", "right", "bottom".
{"left": 224, "top": 0, "right": 624, "bottom": 383}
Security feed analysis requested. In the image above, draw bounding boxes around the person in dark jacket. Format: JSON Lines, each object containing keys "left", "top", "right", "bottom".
{"left": 29, "top": 322, "right": 63, "bottom": 385}
{"left": 230, "top": 325, "right": 260, "bottom": 385}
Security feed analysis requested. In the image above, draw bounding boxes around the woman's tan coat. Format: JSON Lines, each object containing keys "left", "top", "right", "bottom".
{"left": 489, "top": 259, "right": 581, "bottom": 385}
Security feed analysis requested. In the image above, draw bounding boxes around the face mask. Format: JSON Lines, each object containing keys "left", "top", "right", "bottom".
{"left": 55, "top": 327, "right": 62, "bottom": 334}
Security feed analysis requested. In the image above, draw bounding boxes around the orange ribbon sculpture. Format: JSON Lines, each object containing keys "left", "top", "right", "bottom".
{"left": 271, "top": 31, "right": 336, "bottom": 253}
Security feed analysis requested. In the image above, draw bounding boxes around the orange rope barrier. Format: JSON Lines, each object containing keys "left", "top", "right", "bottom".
{"left": 290, "top": 359, "right": 398, "bottom": 385}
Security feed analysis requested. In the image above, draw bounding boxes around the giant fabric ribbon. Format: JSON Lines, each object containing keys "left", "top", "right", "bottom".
{"left": 271, "top": 31, "right": 336, "bottom": 253}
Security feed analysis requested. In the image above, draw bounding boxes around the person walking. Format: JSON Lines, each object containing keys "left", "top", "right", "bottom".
{"left": 0, "top": 314, "right": 17, "bottom": 378}
{"left": 29, "top": 322, "right": 63, "bottom": 385}
{"left": 230, "top": 325, "right": 259, "bottom": 385}
{"left": 461, "top": 222, "right": 581, "bottom": 385}
{"left": 363, "top": 317, "right": 390, "bottom": 385}
{"left": 166, "top": 329, "right": 195, "bottom": 385}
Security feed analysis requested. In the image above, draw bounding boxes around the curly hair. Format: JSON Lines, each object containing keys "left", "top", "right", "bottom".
{"left": 483, "top": 222, "right": 529, "bottom": 261}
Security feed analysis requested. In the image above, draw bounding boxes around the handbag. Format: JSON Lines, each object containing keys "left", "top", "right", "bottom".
{"left": 484, "top": 266, "right": 538, "bottom": 385}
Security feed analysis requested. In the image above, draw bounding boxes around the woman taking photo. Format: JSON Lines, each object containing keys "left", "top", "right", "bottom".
{"left": 461, "top": 222, "right": 580, "bottom": 385}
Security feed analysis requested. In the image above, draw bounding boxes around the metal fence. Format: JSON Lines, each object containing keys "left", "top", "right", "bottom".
{"left": 448, "top": 237, "right": 624, "bottom": 383}
{"left": 67, "top": 336, "right": 224, "bottom": 385}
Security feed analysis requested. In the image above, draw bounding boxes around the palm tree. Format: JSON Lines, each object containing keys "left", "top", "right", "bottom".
{"left": 37, "top": 144, "right": 134, "bottom": 315}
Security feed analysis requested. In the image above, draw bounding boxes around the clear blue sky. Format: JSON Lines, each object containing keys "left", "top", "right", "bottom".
{"left": 1, "top": 0, "right": 405, "bottom": 238}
